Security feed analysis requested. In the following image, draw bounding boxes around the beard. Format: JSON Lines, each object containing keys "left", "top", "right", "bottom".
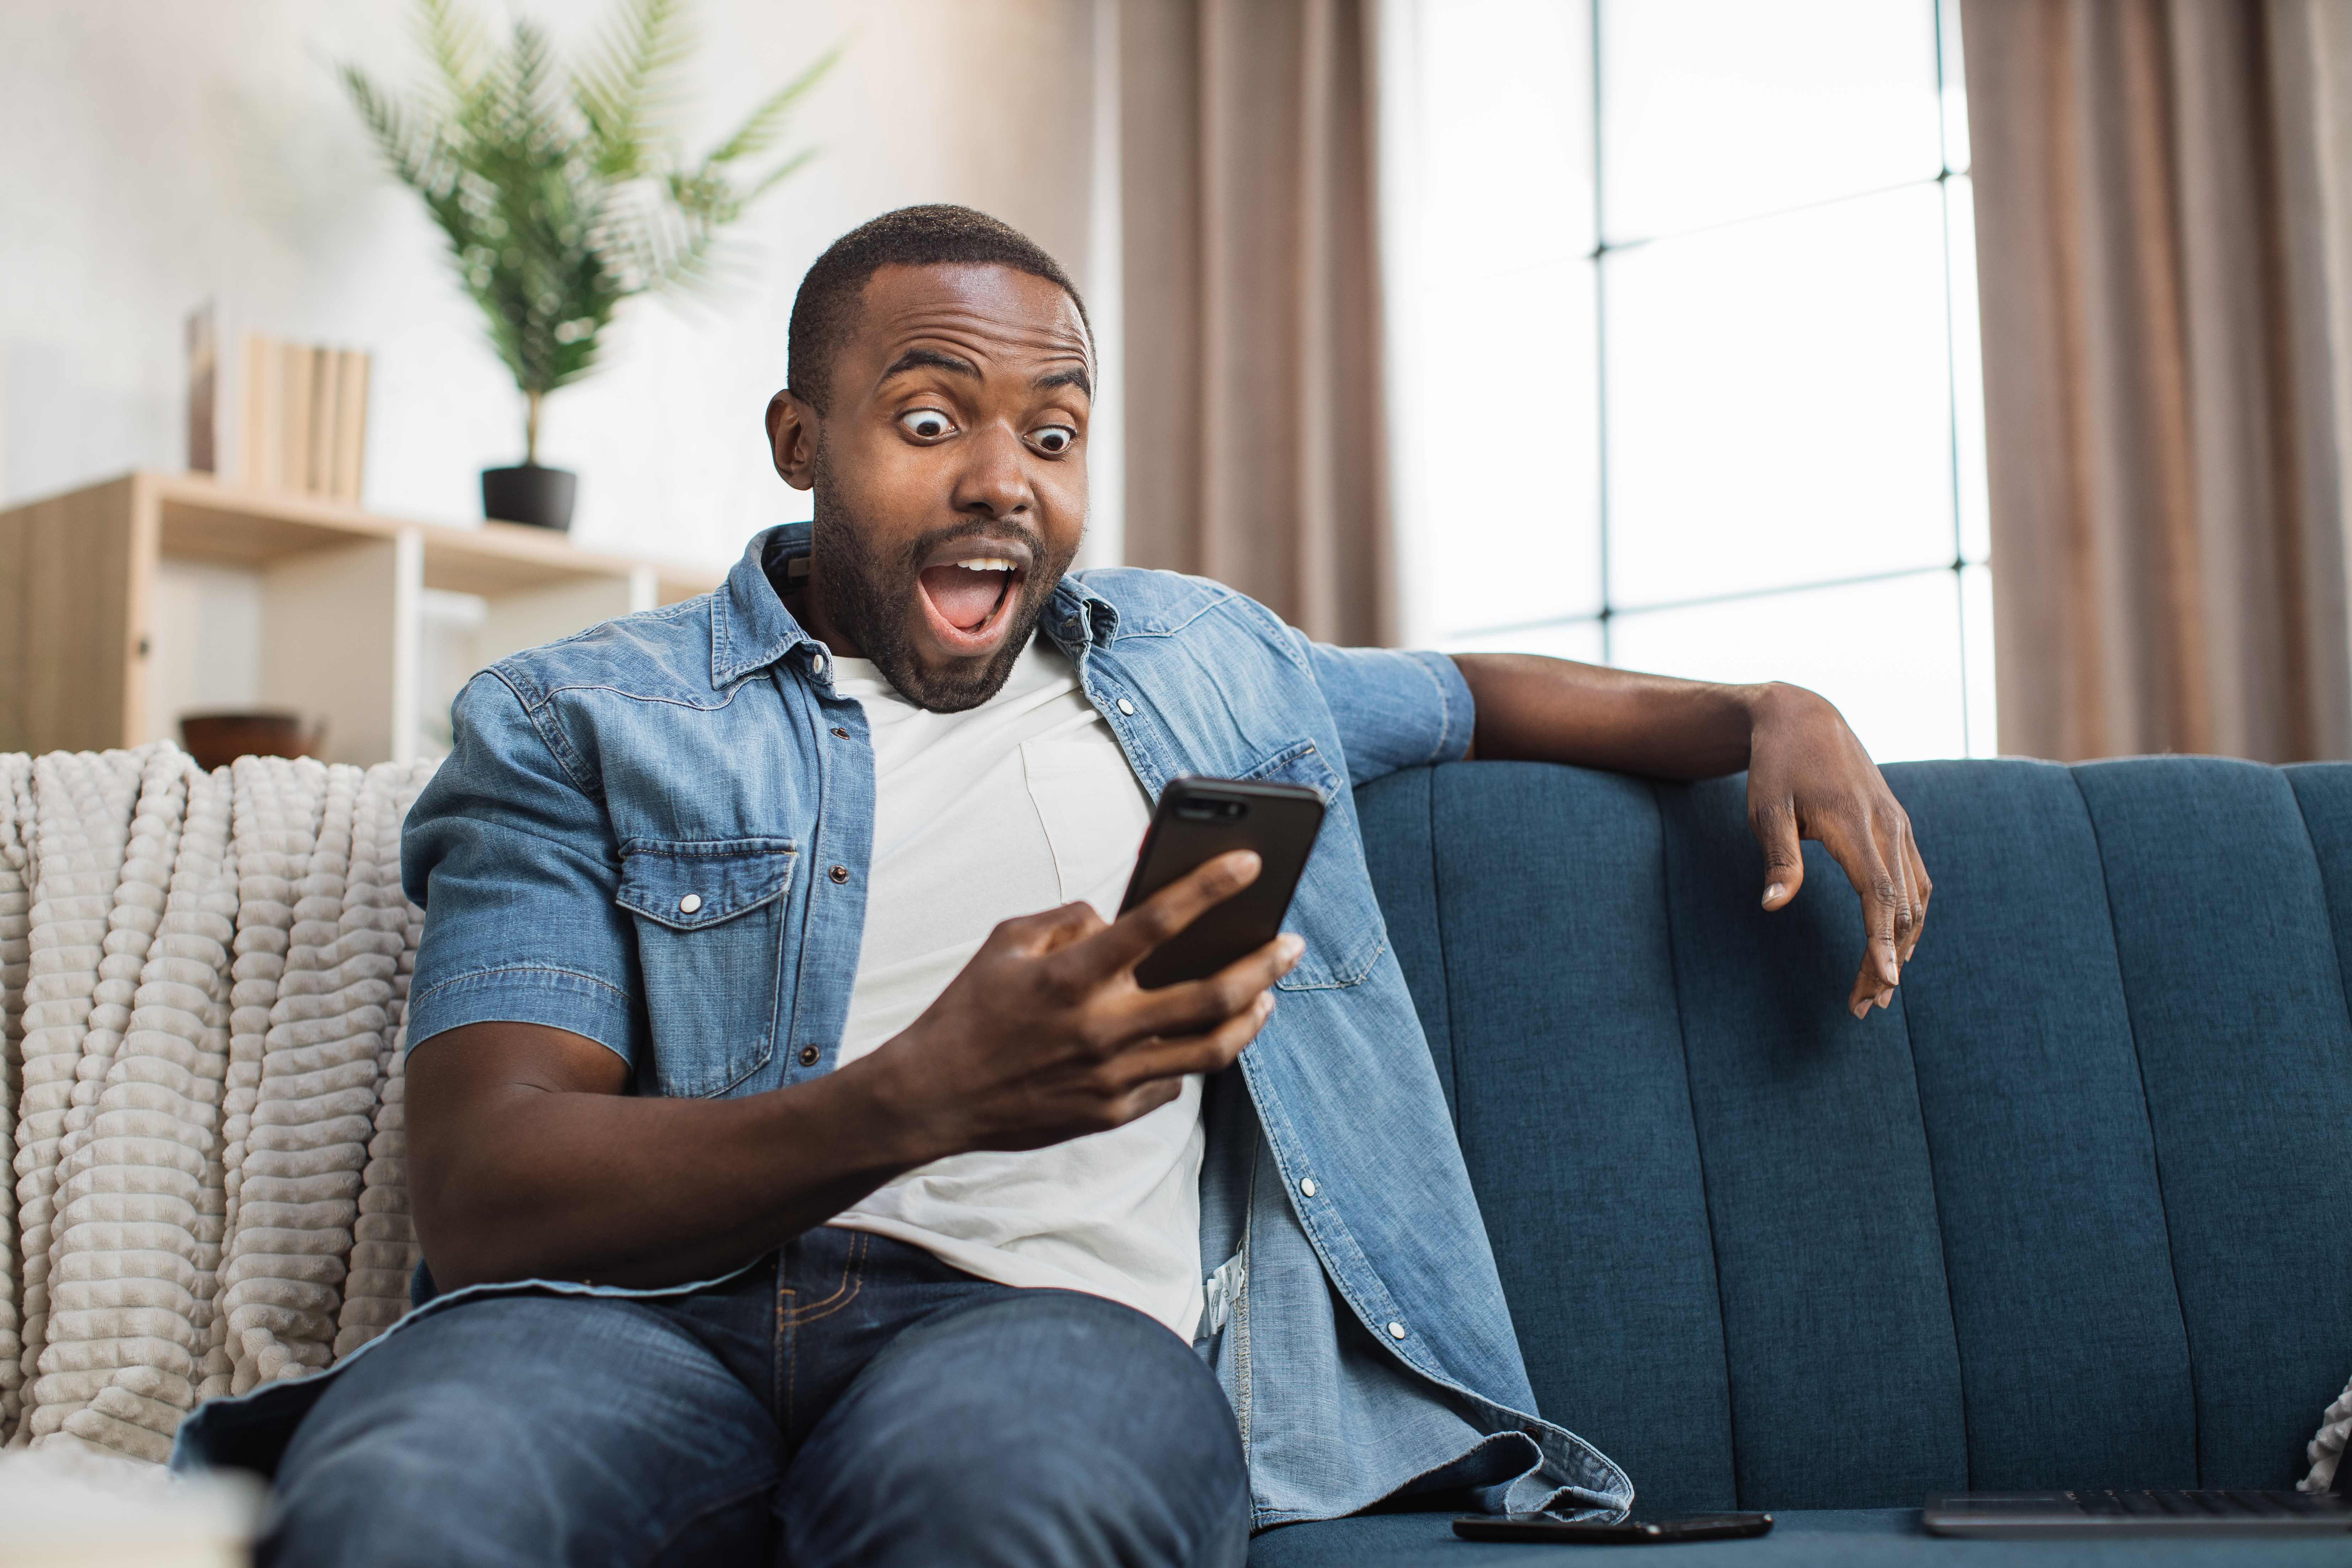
{"left": 808, "top": 440, "right": 1078, "bottom": 713}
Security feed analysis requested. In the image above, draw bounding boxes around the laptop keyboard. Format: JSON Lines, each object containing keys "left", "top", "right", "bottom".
{"left": 2066, "top": 1490, "right": 2348, "bottom": 1518}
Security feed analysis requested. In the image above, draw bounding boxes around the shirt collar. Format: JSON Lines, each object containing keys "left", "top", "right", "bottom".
{"left": 711, "top": 523, "right": 821, "bottom": 688}
{"left": 1042, "top": 574, "right": 1121, "bottom": 657}
{"left": 711, "top": 522, "right": 1123, "bottom": 689}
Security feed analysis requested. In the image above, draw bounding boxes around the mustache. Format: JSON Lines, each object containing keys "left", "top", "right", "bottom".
{"left": 896, "top": 516, "right": 1047, "bottom": 572}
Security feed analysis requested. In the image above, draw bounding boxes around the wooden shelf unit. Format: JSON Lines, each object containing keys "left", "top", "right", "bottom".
{"left": 0, "top": 471, "right": 726, "bottom": 764}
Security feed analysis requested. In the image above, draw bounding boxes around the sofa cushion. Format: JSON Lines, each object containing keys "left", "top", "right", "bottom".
{"left": 1890, "top": 761, "right": 2192, "bottom": 1491}
{"left": 1360, "top": 761, "right": 1734, "bottom": 1516}
{"left": 1655, "top": 772, "right": 1964, "bottom": 1509}
{"left": 2072, "top": 759, "right": 2352, "bottom": 1486}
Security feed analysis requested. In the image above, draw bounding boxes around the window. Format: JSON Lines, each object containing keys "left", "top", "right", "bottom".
{"left": 1384, "top": 0, "right": 1993, "bottom": 761}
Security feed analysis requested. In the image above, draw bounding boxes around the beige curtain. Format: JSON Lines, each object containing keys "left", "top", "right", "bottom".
{"left": 1964, "top": 0, "right": 2352, "bottom": 761}
{"left": 1118, "top": 0, "right": 1394, "bottom": 647}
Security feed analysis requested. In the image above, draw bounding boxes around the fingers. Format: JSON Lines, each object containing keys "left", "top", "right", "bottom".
{"left": 1756, "top": 786, "right": 1934, "bottom": 1021}
{"left": 1080, "top": 850, "right": 1264, "bottom": 976}
{"left": 989, "top": 898, "right": 1108, "bottom": 957}
{"left": 1116, "top": 991, "right": 1278, "bottom": 1090}
{"left": 1744, "top": 692, "right": 1932, "bottom": 1018}
{"left": 1124, "top": 931, "right": 1304, "bottom": 1040}
{"left": 1749, "top": 796, "right": 1806, "bottom": 912}
{"left": 1812, "top": 814, "right": 1901, "bottom": 1019}
{"left": 1897, "top": 817, "right": 1932, "bottom": 967}
{"left": 1827, "top": 798, "right": 1941, "bottom": 1020}
{"left": 1868, "top": 803, "right": 1931, "bottom": 983}
{"left": 1103, "top": 1074, "right": 1189, "bottom": 1127}
{"left": 1844, "top": 856, "right": 1899, "bottom": 1020}
{"left": 1884, "top": 815, "right": 1921, "bottom": 969}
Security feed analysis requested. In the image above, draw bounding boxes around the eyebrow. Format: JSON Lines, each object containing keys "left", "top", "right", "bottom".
{"left": 881, "top": 347, "right": 981, "bottom": 381}
{"left": 881, "top": 346, "right": 1092, "bottom": 400}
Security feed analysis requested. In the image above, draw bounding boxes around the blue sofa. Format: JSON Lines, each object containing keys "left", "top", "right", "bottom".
{"left": 1252, "top": 758, "right": 2352, "bottom": 1564}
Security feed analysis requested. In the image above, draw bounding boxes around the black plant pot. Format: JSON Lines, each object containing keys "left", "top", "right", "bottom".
{"left": 482, "top": 464, "right": 578, "bottom": 531}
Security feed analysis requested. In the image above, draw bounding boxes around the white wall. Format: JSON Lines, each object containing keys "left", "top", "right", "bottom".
{"left": 0, "top": 0, "right": 1111, "bottom": 572}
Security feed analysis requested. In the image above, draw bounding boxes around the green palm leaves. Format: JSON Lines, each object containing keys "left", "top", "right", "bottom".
{"left": 343, "top": 0, "right": 833, "bottom": 460}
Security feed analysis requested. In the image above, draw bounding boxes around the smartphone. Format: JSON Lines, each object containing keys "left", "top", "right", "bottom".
{"left": 1451, "top": 1513, "right": 1774, "bottom": 1544}
{"left": 1117, "top": 777, "right": 1326, "bottom": 990}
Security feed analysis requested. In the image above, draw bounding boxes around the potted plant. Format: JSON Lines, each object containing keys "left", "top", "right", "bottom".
{"left": 343, "top": 0, "right": 832, "bottom": 530}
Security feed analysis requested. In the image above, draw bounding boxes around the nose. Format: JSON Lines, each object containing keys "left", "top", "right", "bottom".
{"left": 951, "top": 421, "right": 1034, "bottom": 521}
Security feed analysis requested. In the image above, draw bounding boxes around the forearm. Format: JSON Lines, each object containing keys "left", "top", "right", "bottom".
{"left": 1451, "top": 653, "right": 1792, "bottom": 780}
{"left": 1451, "top": 652, "right": 1927, "bottom": 1018}
{"left": 409, "top": 857, "right": 1294, "bottom": 1291}
{"left": 409, "top": 1034, "right": 934, "bottom": 1292}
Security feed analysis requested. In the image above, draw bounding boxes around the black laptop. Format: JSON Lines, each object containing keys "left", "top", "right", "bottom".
{"left": 1925, "top": 1460, "right": 2352, "bottom": 1538}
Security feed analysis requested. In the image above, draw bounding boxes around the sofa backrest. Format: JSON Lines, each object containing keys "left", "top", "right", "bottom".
{"left": 1355, "top": 757, "right": 2352, "bottom": 1516}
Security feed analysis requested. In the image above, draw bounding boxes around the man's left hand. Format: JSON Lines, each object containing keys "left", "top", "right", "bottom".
{"left": 1741, "top": 685, "right": 1930, "bottom": 1019}
{"left": 1451, "top": 653, "right": 1931, "bottom": 1019}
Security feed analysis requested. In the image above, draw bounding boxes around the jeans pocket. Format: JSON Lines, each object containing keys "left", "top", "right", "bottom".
{"left": 617, "top": 838, "right": 796, "bottom": 1096}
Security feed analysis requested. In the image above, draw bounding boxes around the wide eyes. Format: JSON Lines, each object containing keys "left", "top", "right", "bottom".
{"left": 894, "top": 408, "right": 1078, "bottom": 456}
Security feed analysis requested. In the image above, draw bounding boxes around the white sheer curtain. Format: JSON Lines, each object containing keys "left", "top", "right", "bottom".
{"left": 1378, "top": 0, "right": 1998, "bottom": 762}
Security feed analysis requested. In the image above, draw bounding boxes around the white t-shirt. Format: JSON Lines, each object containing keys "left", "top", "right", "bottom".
{"left": 823, "top": 634, "right": 1207, "bottom": 1338}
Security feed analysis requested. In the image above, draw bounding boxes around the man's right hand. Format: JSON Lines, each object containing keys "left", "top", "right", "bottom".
{"left": 406, "top": 847, "right": 1296, "bottom": 1291}
{"left": 869, "top": 849, "right": 1303, "bottom": 1157}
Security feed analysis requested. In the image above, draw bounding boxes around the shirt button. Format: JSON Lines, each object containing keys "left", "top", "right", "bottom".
{"left": 831, "top": 726, "right": 849, "bottom": 739}
{"left": 1387, "top": 1321, "right": 1407, "bottom": 1340}
{"left": 677, "top": 893, "right": 702, "bottom": 914}
{"left": 1116, "top": 697, "right": 1136, "bottom": 716}
{"left": 1299, "top": 1178, "right": 1317, "bottom": 1198}
{"left": 810, "top": 654, "right": 827, "bottom": 675}
{"left": 798, "top": 1045, "right": 820, "bottom": 1067}
{"left": 829, "top": 865, "right": 850, "bottom": 884}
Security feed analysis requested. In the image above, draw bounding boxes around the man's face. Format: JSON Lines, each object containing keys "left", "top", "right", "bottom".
{"left": 771, "top": 262, "right": 1092, "bottom": 712}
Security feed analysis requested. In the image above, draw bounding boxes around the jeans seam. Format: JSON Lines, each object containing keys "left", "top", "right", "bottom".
{"left": 776, "top": 1254, "right": 793, "bottom": 1436}
{"left": 779, "top": 1231, "right": 867, "bottom": 1327}
{"left": 780, "top": 1233, "right": 867, "bottom": 1441}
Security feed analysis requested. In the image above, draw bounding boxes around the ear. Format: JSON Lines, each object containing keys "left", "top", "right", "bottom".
{"left": 765, "top": 389, "right": 817, "bottom": 491}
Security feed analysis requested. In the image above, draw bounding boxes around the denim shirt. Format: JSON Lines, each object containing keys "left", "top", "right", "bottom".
{"left": 177, "top": 525, "right": 1632, "bottom": 1526}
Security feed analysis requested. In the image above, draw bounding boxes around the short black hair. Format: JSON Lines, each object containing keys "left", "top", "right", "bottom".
{"left": 786, "top": 205, "right": 1092, "bottom": 413}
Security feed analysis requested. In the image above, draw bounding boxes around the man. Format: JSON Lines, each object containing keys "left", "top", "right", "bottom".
{"left": 177, "top": 206, "right": 1929, "bottom": 1565}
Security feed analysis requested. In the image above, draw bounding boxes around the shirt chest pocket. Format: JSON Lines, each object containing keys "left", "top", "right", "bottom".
{"left": 1241, "top": 743, "right": 1386, "bottom": 991}
{"left": 616, "top": 838, "right": 796, "bottom": 1097}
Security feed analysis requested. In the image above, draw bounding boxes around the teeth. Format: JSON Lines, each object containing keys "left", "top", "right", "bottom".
{"left": 953, "top": 557, "right": 1015, "bottom": 572}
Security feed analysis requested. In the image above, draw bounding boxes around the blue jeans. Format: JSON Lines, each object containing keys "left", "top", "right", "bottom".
{"left": 255, "top": 1228, "right": 1249, "bottom": 1567}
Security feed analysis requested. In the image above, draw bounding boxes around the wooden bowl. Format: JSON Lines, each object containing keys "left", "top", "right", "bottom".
{"left": 179, "top": 712, "right": 324, "bottom": 772}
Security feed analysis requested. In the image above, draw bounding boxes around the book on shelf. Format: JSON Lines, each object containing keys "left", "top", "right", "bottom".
{"left": 186, "top": 303, "right": 217, "bottom": 474}
{"left": 237, "top": 333, "right": 371, "bottom": 504}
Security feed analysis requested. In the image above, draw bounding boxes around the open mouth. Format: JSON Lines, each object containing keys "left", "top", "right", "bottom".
{"left": 915, "top": 553, "right": 1028, "bottom": 655}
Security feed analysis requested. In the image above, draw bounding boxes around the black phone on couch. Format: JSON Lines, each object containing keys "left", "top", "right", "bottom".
{"left": 1452, "top": 1512, "right": 1774, "bottom": 1543}
{"left": 1118, "top": 777, "right": 1325, "bottom": 990}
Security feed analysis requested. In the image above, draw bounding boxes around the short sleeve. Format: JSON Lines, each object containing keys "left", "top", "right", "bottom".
{"left": 400, "top": 672, "right": 643, "bottom": 1066}
{"left": 1289, "top": 634, "right": 1477, "bottom": 786}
